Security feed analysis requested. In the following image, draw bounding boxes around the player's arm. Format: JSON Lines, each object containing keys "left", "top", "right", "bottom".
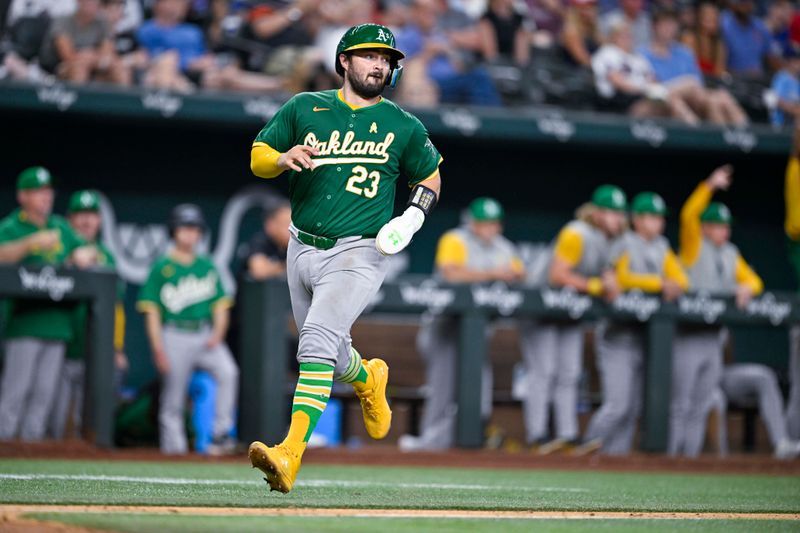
{"left": 0, "top": 230, "right": 60, "bottom": 263}
{"left": 208, "top": 299, "right": 232, "bottom": 348}
{"left": 248, "top": 253, "right": 286, "bottom": 279}
{"left": 679, "top": 165, "right": 732, "bottom": 266}
{"left": 614, "top": 252, "right": 663, "bottom": 293}
{"left": 735, "top": 254, "right": 763, "bottom": 295}
{"left": 435, "top": 231, "right": 512, "bottom": 283}
{"left": 786, "top": 123, "right": 800, "bottom": 240}
{"left": 548, "top": 227, "right": 603, "bottom": 296}
{"left": 141, "top": 306, "right": 169, "bottom": 374}
{"left": 251, "top": 142, "right": 319, "bottom": 178}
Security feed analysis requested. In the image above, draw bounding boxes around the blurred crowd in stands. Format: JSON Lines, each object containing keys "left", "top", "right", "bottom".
{"left": 2, "top": 0, "right": 800, "bottom": 126}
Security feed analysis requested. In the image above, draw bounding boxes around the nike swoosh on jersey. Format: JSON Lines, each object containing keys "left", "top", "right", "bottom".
{"left": 313, "top": 107, "right": 330, "bottom": 112}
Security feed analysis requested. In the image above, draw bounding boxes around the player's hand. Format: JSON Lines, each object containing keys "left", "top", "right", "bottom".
{"left": 278, "top": 145, "right": 319, "bottom": 172}
{"left": 735, "top": 283, "right": 754, "bottom": 309}
{"left": 27, "top": 230, "right": 60, "bottom": 252}
{"left": 153, "top": 348, "right": 170, "bottom": 375}
{"left": 71, "top": 245, "right": 98, "bottom": 269}
{"left": 706, "top": 164, "right": 733, "bottom": 191}
{"left": 115, "top": 351, "right": 129, "bottom": 372}
{"left": 206, "top": 332, "right": 223, "bottom": 349}
{"left": 376, "top": 206, "right": 425, "bottom": 255}
{"left": 601, "top": 270, "right": 620, "bottom": 302}
{"left": 662, "top": 279, "right": 684, "bottom": 302}
{"left": 489, "top": 267, "right": 522, "bottom": 283}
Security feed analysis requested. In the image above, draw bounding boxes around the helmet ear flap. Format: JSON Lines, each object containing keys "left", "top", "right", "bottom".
{"left": 386, "top": 63, "right": 403, "bottom": 87}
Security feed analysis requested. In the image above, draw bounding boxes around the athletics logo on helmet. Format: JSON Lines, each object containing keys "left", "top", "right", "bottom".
{"left": 469, "top": 197, "right": 504, "bottom": 222}
{"left": 335, "top": 23, "right": 405, "bottom": 82}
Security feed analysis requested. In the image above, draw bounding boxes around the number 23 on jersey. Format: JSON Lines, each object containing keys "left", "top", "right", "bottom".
{"left": 345, "top": 165, "right": 381, "bottom": 199}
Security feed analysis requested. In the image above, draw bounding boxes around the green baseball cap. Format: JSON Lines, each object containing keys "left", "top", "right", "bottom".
{"left": 631, "top": 192, "right": 667, "bottom": 216}
{"left": 17, "top": 166, "right": 53, "bottom": 190}
{"left": 335, "top": 24, "right": 404, "bottom": 76}
{"left": 67, "top": 189, "right": 100, "bottom": 213}
{"left": 469, "top": 197, "right": 504, "bottom": 221}
{"left": 700, "top": 202, "right": 732, "bottom": 224}
{"left": 591, "top": 184, "right": 627, "bottom": 211}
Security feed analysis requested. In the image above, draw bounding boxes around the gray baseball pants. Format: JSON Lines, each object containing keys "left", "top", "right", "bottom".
{"left": 160, "top": 326, "right": 239, "bottom": 454}
{"left": 0, "top": 337, "right": 65, "bottom": 441}
{"left": 49, "top": 359, "right": 85, "bottom": 439}
{"left": 584, "top": 325, "right": 643, "bottom": 455}
{"left": 519, "top": 321, "right": 583, "bottom": 443}
{"left": 286, "top": 231, "right": 387, "bottom": 378}
{"left": 668, "top": 329, "right": 723, "bottom": 457}
{"left": 413, "top": 315, "right": 494, "bottom": 449}
{"left": 721, "top": 363, "right": 789, "bottom": 448}
{"left": 788, "top": 325, "right": 800, "bottom": 440}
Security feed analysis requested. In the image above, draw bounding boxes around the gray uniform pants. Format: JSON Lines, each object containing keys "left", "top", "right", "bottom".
{"left": 584, "top": 324, "right": 643, "bottom": 455}
{"left": 519, "top": 321, "right": 583, "bottom": 442}
{"left": 287, "top": 230, "right": 387, "bottom": 377}
{"left": 721, "top": 363, "right": 789, "bottom": 448}
{"left": 160, "top": 326, "right": 239, "bottom": 454}
{"left": 49, "top": 359, "right": 85, "bottom": 439}
{"left": 788, "top": 325, "right": 800, "bottom": 440}
{"left": 0, "top": 337, "right": 65, "bottom": 441}
{"left": 668, "top": 329, "right": 723, "bottom": 457}
{"left": 413, "top": 315, "right": 494, "bottom": 450}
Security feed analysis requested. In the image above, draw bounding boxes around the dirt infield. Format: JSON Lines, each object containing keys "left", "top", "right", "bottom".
{"left": 2, "top": 439, "right": 799, "bottom": 476}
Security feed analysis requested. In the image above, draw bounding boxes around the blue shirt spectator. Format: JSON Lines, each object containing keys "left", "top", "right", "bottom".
{"left": 770, "top": 69, "right": 799, "bottom": 127}
{"left": 720, "top": 9, "right": 771, "bottom": 76}
{"left": 640, "top": 43, "right": 702, "bottom": 84}
{"left": 137, "top": 20, "right": 206, "bottom": 72}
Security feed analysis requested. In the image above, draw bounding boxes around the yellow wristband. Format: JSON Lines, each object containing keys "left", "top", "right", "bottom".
{"left": 586, "top": 277, "right": 603, "bottom": 297}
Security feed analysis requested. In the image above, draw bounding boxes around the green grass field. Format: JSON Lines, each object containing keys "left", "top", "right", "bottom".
{"left": 1, "top": 458, "right": 798, "bottom": 532}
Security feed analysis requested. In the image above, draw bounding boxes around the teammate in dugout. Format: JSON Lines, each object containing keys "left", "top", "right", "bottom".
{"left": 137, "top": 204, "right": 239, "bottom": 456}
{"left": 248, "top": 23, "right": 442, "bottom": 492}
{"left": 784, "top": 121, "right": 800, "bottom": 440}
{"left": 669, "top": 165, "right": 763, "bottom": 457}
{"left": 577, "top": 192, "right": 688, "bottom": 456}
{"left": 399, "top": 198, "right": 525, "bottom": 452}
{"left": 49, "top": 190, "right": 128, "bottom": 439}
{"left": 0, "top": 167, "right": 97, "bottom": 441}
{"left": 519, "top": 185, "right": 626, "bottom": 454}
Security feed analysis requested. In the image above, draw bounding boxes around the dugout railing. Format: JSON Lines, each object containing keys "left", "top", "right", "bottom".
{"left": 239, "top": 276, "right": 799, "bottom": 452}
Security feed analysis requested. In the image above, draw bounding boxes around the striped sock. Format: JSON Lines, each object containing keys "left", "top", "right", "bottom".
{"left": 337, "top": 347, "right": 369, "bottom": 386}
{"left": 286, "top": 363, "right": 334, "bottom": 444}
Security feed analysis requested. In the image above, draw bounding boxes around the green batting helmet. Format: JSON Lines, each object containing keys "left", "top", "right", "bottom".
{"left": 631, "top": 192, "right": 667, "bottom": 216}
{"left": 701, "top": 202, "right": 732, "bottom": 225}
{"left": 67, "top": 189, "right": 101, "bottom": 214}
{"left": 591, "top": 184, "right": 628, "bottom": 211}
{"left": 335, "top": 24, "right": 405, "bottom": 83}
{"left": 469, "top": 197, "right": 504, "bottom": 221}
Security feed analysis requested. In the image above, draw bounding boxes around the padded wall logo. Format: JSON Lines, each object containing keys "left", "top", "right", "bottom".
{"left": 630, "top": 120, "right": 667, "bottom": 148}
{"left": 471, "top": 282, "right": 523, "bottom": 316}
{"left": 36, "top": 85, "right": 77, "bottom": 111}
{"left": 536, "top": 113, "right": 575, "bottom": 142}
{"left": 18, "top": 266, "right": 75, "bottom": 301}
{"left": 541, "top": 287, "right": 592, "bottom": 319}
{"left": 678, "top": 293, "right": 727, "bottom": 324}
{"left": 399, "top": 280, "right": 455, "bottom": 313}
{"left": 441, "top": 108, "right": 481, "bottom": 136}
{"left": 722, "top": 128, "right": 757, "bottom": 153}
{"left": 611, "top": 290, "right": 661, "bottom": 321}
{"left": 243, "top": 97, "right": 281, "bottom": 121}
{"left": 142, "top": 91, "right": 183, "bottom": 118}
{"left": 745, "top": 293, "right": 792, "bottom": 326}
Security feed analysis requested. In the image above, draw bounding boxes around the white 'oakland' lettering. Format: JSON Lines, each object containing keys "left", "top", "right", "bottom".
{"left": 304, "top": 130, "right": 395, "bottom": 166}
{"left": 160, "top": 273, "right": 218, "bottom": 314}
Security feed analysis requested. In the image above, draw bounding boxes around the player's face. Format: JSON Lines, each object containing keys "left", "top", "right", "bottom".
{"left": 69, "top": 211, "right": 102, "bottom": 242}
{"left": 703, "top": 222, "right": 730, "bottom": 246}
{"left": 597, "top": 208, "right": 626, "bottom": 237}
{"left": 265, "top": 206, "right": 292, "bottom": 248}
{"left": 470, "top": 220, "right": 502, "bottom": 242}
{"left": 173, "top": 225, "right": 202, "bottom": 250}
{"left": 18, "top": 187, "right": 54, "bottom": 218}
{"left": 633, "top": 213, "right": 664, "bottom": 239}
{"left": 344, "top": 50, "right": 391, "bottom": 99}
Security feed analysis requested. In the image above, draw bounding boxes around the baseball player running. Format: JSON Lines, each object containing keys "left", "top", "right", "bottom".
{"left": 520, "top": 185, "right": 626, "bottom": 454}
{"left": 578, "top": 192, "right": 688, "bottom": 455}
{"left": 784, "top": 122, "right": 800, "bottom": 440}
{"left": 137, "top": 204, "right": 239, "bottom": 455}
{"left": 670, "top": 165, "right": 763, "bottom": 457}
{"left": 248, "top": 23, "right": 442, "bottom": 493}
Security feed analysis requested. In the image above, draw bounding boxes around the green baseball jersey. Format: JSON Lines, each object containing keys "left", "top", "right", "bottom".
{"left": 0, "top": 208, "right": 85, "bottom": 341}
{"left": 253, "top": 89, "right": 442, "bottom": 239}
{"left": 137, "top": 254, "right": 230, "bottom": 324}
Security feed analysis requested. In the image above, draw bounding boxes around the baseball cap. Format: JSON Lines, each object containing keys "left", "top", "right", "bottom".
{"left": 591, "top": 185, "right": 627, "bottom": 211}
{"left": 17, "top": 166, "right": 53, "bottom": 190}
{"left": 631, "top": 192, "right": 667, "bottom": 216}
{"left": 469, "top": 197, "right": 504, "bottom": 221}
{"left": 700, "top": 202, "right": 732, "bottom": 224}
{"left": 68, "top": 190, "right": 101, "bottom": 213}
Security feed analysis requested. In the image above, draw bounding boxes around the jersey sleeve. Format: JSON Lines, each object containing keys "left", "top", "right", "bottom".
{"left": 663, "top": 248, "right": 690, "bottom": 290}
{"left": 253, "top": 96, "right": 298, "bottom": 152}
{"left": 734, "top": 254, "right": 764, "bottom": 295}
{"left": 435, "top": 232, "right": 468, "bottom": 268}
{"left": 401, "top": 117, "right": 442, "bottom": 187}
{"left": 614, "top": 252, "right": 663, "bottom": 293}
{"left": 786, "top": 157, "right": 800, "bottom": 240}
{"left": 552, "top": 227, "right": 584, "bottom": 267}
{"left": 136, "top": 263, "right": 163, "bottom": 314}
{"left": 679, "top": 182, "right": 712, "bottom": 267}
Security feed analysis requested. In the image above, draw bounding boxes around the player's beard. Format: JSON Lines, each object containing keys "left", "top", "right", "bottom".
{"left": 347, "top": 70, "right": 387, "bottom": 99}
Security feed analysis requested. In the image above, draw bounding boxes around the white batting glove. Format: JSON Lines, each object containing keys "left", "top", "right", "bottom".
{"left": 376, "top": 206, "right": 425, "bottom": 255}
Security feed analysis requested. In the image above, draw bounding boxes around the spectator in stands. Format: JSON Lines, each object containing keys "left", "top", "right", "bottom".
{"left": 641, "top": 8, "right": 748, "bottom": 127}
{"left": 39, "top": 0, "right": 133, "bottom": 85}
{"left": 399, "top": 198, "right": 525, "bottom": 452}
{"left": 137, "top": 0, "right": 282, "bottom": 93}
{"left": 526, "top": 0, "right": 565, "bottom": 47}
{"left": 560, "top": 0, "right": 602, "bottom": 68}
{"left": 395, "top": 0, "right": 502, "bottom": 106}
{"left": 49, "top": 190, "right": 128, "bottom": 440}
{"left": 720, "top": 0, "right": 779, "bottom": 77}
{"left": 765, "top": 0, "right": 795, "bottom": 59}
{"left": 0, "top": 167, "right": 96, "bottom": 442}
{"left": 478, "top": 0, "right": 533, "bottom": 66}
{"left": 102, "top": 0, "right": 150, "bottom": 83}
{"left": 599, "top": 0, "right": 651, "bottom": 50}
{"left": 592, "top": 20, "right": 678, "bottom": 120}
{"left": 0, "top": 0, "right": 62, "bottom": 83}
{"left": 313, "top": 0, "right": 375, "bottom": 89}
{"left": 769, "top": 46, "right": 800, "bottom": 128}
{"left": 240, "top": 201, "right": 291, "bottom": 280}
{"left": 681, "top": 1, "right": 727, "bottom": 78}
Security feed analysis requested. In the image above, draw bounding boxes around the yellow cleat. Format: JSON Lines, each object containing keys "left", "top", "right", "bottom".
{"left": 355, "top": 358, "right": 392, "bottom": 439}
{"left": 248, "top": 441, "right": 304, "bottom": 494}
